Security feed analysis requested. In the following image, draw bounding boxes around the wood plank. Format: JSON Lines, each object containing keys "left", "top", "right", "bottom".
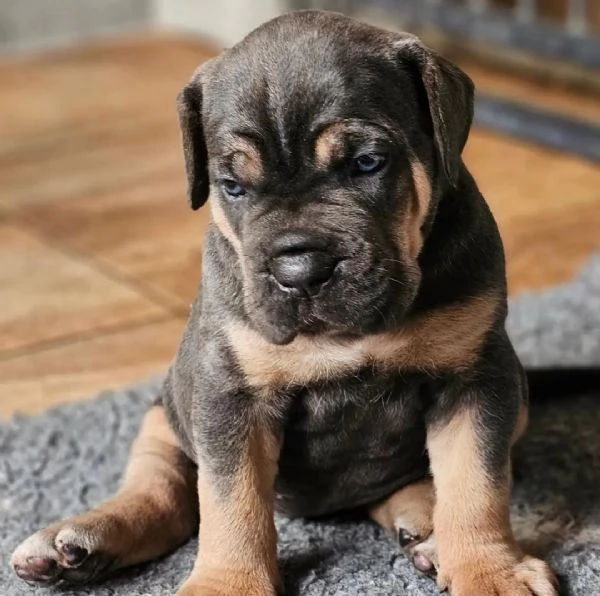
{"left": 0, "top": 223, "right": 167, "bottom": 354}
{"left": 15, "top": 174, "right": 210, "bottom": 311}
{"left": 465, "top": 129, "right": 600, "bottom": 224}
{"left": 463, "top": 60, "right": 600, "bottom": 125}
{"left": 0, "top": 318, "right": 185, "bottom": 417}
{"left": 0, "top": 33, "right": 214, "bottom": 147}
{"left": 0, "top": 35, "right": 215, "bottom": 208}
{"left": 502, "top": 198, "right": 600, "bottom": 294}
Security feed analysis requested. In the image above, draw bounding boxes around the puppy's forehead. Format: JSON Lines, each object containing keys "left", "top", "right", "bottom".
{"left": 203, "top": 12, "right": 415, "bottom": 151}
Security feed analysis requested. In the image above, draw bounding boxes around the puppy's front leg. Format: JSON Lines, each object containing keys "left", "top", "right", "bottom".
{"left": 427, "top": 353, "right": 557, "bottom": 596}
{"left": 178, "top": 410, "right": 281, "bottom": 596}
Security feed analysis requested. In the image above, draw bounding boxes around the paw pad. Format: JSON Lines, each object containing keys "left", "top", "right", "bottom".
{"left": 413, "top": 551, "right": 434, "bottom": 573}
{"left": 398, "top": 528, "right": 420, "bottom": 547}
{"left": 58, "top": 542, "right": 89, "bottom": 566}
{"left": 14, "top": 557, "right": 58, "bottom": 583}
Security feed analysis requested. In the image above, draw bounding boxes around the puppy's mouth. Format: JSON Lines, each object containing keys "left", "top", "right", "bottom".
{"left": 255, "top": 283, "right": 333, "bottom": 345}
{"left": 246, "top": 257, "right": 409, "bottom": 346}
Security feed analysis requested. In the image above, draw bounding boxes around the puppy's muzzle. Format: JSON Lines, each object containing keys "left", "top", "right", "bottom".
{"left": 268, "top": 233, "right": 339, "bottom": 297}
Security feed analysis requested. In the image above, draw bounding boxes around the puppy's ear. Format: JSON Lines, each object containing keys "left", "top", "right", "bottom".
{"left": 177, "top": 78, "right": 209, "bottom": 210}
{"left": 396, "top": 36, "right": 474, "bottom": 187}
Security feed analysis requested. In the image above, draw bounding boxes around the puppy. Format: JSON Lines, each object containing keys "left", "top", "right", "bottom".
{"left": 12, "top": 10, "right": 561, "bottom": 596}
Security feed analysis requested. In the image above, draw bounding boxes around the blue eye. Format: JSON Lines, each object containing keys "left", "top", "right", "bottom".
{"left": 352, "top": 153, "right": 386, "bottom": 175}
{"left": 222, "top": 179, "right": 246, "bottom": 197}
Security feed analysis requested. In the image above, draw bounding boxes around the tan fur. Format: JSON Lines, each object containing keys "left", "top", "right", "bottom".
{"left": 369, "top": 478, "right": 435, "bottom": 539}
{"left": 402, "top": 160, "right": 432, "bottom": 261}
{"left": 227, "top": 292, "right": 499, "bottom": 388}
{"left": 210, "top": 196, "right": 243, "bottom": 255}
{"left": 314, "top": 123, "right": 346, "bottom": 168}
{"left": 207, "top": 137, "right": 263, "bottom": 259}
{"left": 428, "top": 407, "right": 516, "bottom": 586}
{"left": 228, "top": 137, "right": 263, "bottom": 183}
{"left": 184, "top": 423, "right": 280, "bottom": 595}
{"left": 92, "top": 406, "right": 198, "bottom": 562}
{"left": 427, "top": 407, "right": 557, "bottom": 595}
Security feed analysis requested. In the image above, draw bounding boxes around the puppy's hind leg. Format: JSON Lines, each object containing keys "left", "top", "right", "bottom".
{"left": 11, "top": 406, "right": 198, "bottom": 586}
{"left": 369, "top": 477, "right": 438, "bottom": 574}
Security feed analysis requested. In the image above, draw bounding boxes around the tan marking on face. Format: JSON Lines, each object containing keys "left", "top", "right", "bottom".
{"left": 407, "top": 160, "right": 433, "bottom": 260}
{"left": 396, "top": 159, "right": 432, "bottom": 265}
{"left": 369, "top": 477, "right": 435, "bottom": 539}
{"left": 227, "top": 292, "right": 499, "bottom": 388}
{"left": 229, "top": 137, "right": 263, "bottom": 183}
{"left": 427, "top": 408, "right": 524, "bottom": 590}
{"left": 209, "top": 195, "right": 243, "bottom": 255}
{"left": 314, "top": 123, "right": 346, "bottom": 168}
{"left": 209, "top": 135, "right": 262, "bottom": 256}
{"left": 191, "top": 423, "right": 280, "bottom": 594}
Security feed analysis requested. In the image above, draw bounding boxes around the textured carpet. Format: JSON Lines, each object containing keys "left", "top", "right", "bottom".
{"left": 1, "top": 256, "right": 600, "bottom": 595}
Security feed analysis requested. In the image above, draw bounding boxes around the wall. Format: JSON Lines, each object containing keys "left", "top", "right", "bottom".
{"left": 153, "top": 0, "right": 290, "bottom": 47}
{"left": 0, "top": 0, "right": 151, "bottom": 52}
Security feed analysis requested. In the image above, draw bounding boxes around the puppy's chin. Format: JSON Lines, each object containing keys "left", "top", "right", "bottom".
{"left": 244, "top": 268, "right": 417, "bottom": 344}
{"left": 260, "top": 325, "right": 298, "bottom": 346}
{"left": 247, "top": 309, "right": 300, "bottom": 345}
{"left": 250, "top": 301, "right": 397, "bottom": 346}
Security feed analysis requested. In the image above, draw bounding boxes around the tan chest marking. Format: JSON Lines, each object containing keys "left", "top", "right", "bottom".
{"left": 227, "top": 293, "right": 499, "bottom": 388}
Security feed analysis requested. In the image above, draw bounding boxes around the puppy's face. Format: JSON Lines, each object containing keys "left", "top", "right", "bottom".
{"left": 178, "top": 11, "right": 473, "bottom": 345}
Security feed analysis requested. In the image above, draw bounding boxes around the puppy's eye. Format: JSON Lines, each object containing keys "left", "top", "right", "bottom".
{"left": 351, "top": 153, "right": 386, "bottom": 176}
{"left": 222, "top": 179, "right": 246, "bottom": 198}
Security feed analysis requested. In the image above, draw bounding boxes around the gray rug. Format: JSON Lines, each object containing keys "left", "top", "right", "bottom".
{"left": 2, "top": 256, "right": 600, "bottom": 596}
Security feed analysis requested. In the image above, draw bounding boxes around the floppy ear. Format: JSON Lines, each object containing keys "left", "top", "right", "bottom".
{"left": 396, "top": 36, "right": 474, "bottom": 187}
{"left": 177, "top": 79, "right": 209, "bottom": 210}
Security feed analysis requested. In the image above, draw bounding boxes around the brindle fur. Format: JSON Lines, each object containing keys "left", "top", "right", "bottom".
{"left": 13, "top": 10, "right": 563, "bottom": 596}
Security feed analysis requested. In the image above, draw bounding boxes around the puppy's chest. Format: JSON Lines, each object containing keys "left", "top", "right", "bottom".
{"left": 280, "top": 371, "right": 427, "bottom": 467}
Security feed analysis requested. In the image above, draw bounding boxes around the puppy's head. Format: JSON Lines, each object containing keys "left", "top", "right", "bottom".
{"left": 177, "top": 10, "right": 474, "bottom": 345}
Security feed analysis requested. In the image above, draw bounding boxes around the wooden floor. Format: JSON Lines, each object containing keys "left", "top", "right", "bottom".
{"left": 1, "top": 34, "right": 599, "bottom": 417}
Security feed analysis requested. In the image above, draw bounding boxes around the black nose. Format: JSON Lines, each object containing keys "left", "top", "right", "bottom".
{"left": 269, "top": 234, "right": 338, "bottom": 296}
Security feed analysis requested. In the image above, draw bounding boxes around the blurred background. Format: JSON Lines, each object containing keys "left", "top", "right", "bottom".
{"left": 0, "top": 0, "right": 598, "bottom": 417}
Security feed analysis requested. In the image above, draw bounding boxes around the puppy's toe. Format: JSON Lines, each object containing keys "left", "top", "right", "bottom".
{"left": 439, "top": 553, "right": 558, "bottom": 596}
{"left": 516, "top": 555, "right": 559, "bottom": 596}
{"left": 410, "top": 534, "right": 438, "bottom": 574}
{"left": 13, "top": 557, "right": 59, "bottom": 585}
{"left": 12, "top": 530, "right": 63, "bottom": 585}
{"left": 397, "top": 528, "right": 438, "bottom": 575}
{"left": 412, "top": 535, "right": 437, "bottom": 573}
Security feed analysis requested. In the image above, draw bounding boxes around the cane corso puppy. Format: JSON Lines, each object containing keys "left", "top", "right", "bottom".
{"left": 13, "top": 10, "right": 574, "bottom": 596}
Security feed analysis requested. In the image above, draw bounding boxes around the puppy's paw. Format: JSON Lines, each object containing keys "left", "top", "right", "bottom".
{"left": 176, "top": 569, "right": 278, "bottom": 596}
{"left": 398, "top": 528, "right": 438, "bottom": 574}
{"left": 439, "top": 554, "right": 558, "bottom": 596}
{"left": 11, "top": 520, "right": 117, "bottom": 585}
{"left": 175, "top": 582, "right": 277, "bottom": 596}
